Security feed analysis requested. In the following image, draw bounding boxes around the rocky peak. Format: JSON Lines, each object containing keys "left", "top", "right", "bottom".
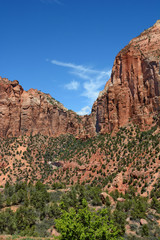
{"left": 92, "top": 21, "right": 160, "bottom": 134}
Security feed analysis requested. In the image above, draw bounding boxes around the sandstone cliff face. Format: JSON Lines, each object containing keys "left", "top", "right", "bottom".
{"left": 0, "top": 77, "right": 95, "bottom": 138}
{"left": 0, "top": 21, "right": 160, "bottom": 138}
{"left": 92, "top": 20, "right": 160, "bottom": 134}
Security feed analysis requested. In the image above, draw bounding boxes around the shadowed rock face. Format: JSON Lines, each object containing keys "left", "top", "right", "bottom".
{"left": 0, "top": 21, "right": 160, "bottom": 138}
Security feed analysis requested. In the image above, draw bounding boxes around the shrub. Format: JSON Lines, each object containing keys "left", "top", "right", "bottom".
{"left": 55, "top": 199, "right": 122, "bottom": 240}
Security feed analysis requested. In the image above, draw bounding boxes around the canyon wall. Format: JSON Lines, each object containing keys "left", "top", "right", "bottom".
{"left": 0, "top": 78, "right": 95, "bottom": 138}
{"left": 0, "top": 21, "right": 160, "bottom": 138}
{"left": 92, "top": 20, "right": 160, "bottom": 134}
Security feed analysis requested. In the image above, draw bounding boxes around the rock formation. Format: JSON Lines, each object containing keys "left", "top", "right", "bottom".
{"left": 0, "top": 77, "right": 95, "bottom": 138}
{"left": 92, "top": 20, "right": 160, "bottom": 134}
{"left": 0, "top": 20, "right": 160, "bottom": 138}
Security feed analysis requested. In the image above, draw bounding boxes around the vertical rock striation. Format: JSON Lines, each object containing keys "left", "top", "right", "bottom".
{"left": 92, "top": 20, "right": 160, "bottom": 134}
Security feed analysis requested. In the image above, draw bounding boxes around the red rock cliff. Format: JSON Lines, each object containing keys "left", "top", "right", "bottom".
{"left": 0, "top": 77, "right": 96, "bottom": 138}
{"left": 0, "top": 21, "right": 160, "bottom": 138}
{"left": 92, "top": 20, "right": 160, "bottom": 134}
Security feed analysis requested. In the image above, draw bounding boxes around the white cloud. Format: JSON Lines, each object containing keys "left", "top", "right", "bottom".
{"left": 65, "top": 80, "right": 79, "bottom": 90}
{"left": 51, "top": 60, "right": 100, "bottom": 74}
{"left": 51, "top": 59, "right": 111, "bottom": 101}
{"left": 77, "top": 106, "right": 91, "bottom": 116}
{"left": 50, "top": 59, "right": 111, "bottom": 114}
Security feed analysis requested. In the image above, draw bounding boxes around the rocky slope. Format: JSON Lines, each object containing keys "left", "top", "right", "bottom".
{"left": 0, "top": 20, "right": 160, "bottom": 138}
{"left": 0, "top": 124, "right": 159, "bottom": 195}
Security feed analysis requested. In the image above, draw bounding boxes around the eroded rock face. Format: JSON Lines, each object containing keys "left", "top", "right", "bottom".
{"left": 92, "top": 20, "right": 160, "bottom": 134}
{"left": 0, "top": 21, "right": 160, "bottom": 138}
{"left": 0, "top": 77, "right": 96, "bottom": 138}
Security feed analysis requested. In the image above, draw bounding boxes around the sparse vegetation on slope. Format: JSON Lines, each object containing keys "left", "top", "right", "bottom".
{"left": 0, "top": 124, "right": 160, "bottom": 239}
{"left": 0, "top": 124, "right": 159, "bottom": 196}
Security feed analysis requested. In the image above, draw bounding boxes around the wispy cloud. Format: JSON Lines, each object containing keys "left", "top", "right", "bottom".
{"left": 50, "top": 59, "right": 111, "bottom": 115}
{"left": 65, "top": 80, "right": 79, "bottom": 90}
{"left": 77, "top": 106, "right": 91, "bottom": 116}
{"left": 51, "top": 60, "right": 104, "bottom": 74}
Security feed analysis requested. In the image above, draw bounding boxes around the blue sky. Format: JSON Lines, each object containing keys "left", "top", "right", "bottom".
{"left": 1, "top": 0, "right": 160, "bottom": 115}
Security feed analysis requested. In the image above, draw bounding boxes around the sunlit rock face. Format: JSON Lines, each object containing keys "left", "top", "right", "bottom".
{"left": 92, "top": 20, "right": 160, "bottom": 134}
{"left": 0, "top": 77, "right": 96, "bottom": 138}
{"left": 0, "top": 21, "right": 160, "bottom": 138}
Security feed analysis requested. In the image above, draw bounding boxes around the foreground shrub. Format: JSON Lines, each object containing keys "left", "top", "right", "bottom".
{"left": 55, "top": 199, "right": 122, "bottom": 240}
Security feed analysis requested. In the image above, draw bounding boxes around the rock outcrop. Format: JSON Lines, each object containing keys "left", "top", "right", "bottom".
{"left": 0, "top": 21, "right": 160, "bottom": 138}
{"left": 92, "top": 20, "right": 160, "bottom": 134}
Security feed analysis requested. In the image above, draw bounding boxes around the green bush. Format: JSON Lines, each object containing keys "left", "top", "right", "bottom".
{"left": 55, "top": 199, "right": 122, "bottom": 240}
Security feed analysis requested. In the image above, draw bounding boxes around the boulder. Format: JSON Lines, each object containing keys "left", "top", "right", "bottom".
{"left": 140, "top": 219, "right": 148, "bottom": 225}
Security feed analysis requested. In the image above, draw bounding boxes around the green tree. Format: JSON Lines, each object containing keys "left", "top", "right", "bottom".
{"left": 130, "top": 197, "right": 148, "bottom": 220}
{"left": 4, "top": 181, "right": 14, "bottom": 197}
{"left": 17, "top": 188, "right": 27, "bottom": 203}
{"left": 0, "top": 193, "right": 3, "bottom": 209}
{"left": 47, "top": 202, "right": 61, "bottom": 218}
{"left": 0, "top": 208, "right": 16, "bottom": 234}
{"left": 30, "top": 183, "right": 49, "bottom": 211}
{"left": 15, "top": 206, "right": 37, "bottom": 232}
{"left": 141, "top": 224, "right": 149, "bottom": 237}
{"left": 105, "top": 196, "right": 111, "bottom": 207}
{"left": 11, "top": 193, "right": 18, "bottom": 205}
{"left": 151, "top": 197, "right": 160, "bottom": 213}
{"left": 55, "top": 199, "right": 122, "bottom": 240}
{"left": 113, "top": 209, "right": 126, "bottom": 234}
